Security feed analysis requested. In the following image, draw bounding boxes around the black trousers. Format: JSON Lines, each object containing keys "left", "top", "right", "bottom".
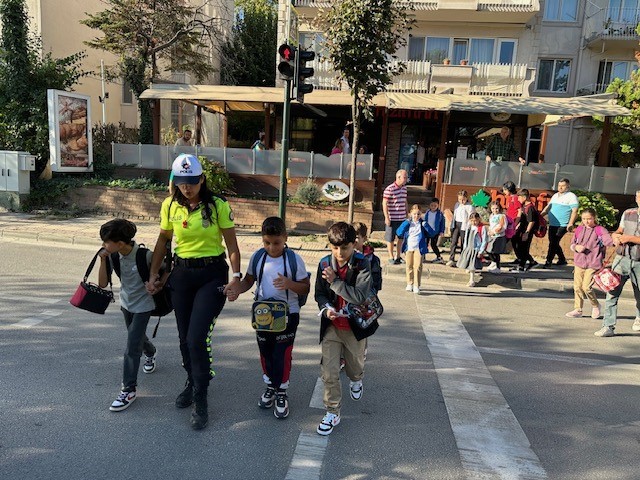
{"left": 449, "top": 222, "right": 466, "bottom": 261}
{"left": 256, "top": 313, "right": 299, "bottom": 391}
{"left": 169, "top": 260, "right": 228, "bottom": 389}
{"left": 428, "top": 236, "right": 441, "bottom": 258}
{"left": 546, "top": 226, "right": 568, "bottom": 264}
{"left": 513, "top": 233, "right": 534, "bottom": 268}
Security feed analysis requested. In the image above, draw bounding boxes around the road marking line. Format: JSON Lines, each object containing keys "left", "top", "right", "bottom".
{"left": 284, "top": 432, "right": 328, "bottom": 480}
{"left": 0, "top": 295, "right": 60, "bottom": 305}
{"left": 309, "top": 377, "right": 324, "bottom": 410}
{"left": 39, "top": 310, "right": 63, "bottom": 317}
{"left": 416, "top": 286, "right": 547, "bottom": 479}
{"left": 12, "top": 317, "right": 44, "bottom": 328}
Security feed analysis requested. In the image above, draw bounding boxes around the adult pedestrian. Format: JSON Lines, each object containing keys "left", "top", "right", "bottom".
{"left": 594, "top": 190, "right": 640, "bottom": 337}
{"left": 539, "top": 178, "right": 579, "bottom": 268}
{"left": 485, "top": 126, "right": 525, "bottom": 186}
{"left": 383, "top": 169, "right": 408, "bottom": 265}
{"left": 146, "top": 154, "right": 241, "bottom": 430}
{"left": 175, "top": 129, "right": 194, "bottom": 147}
{"left": 330, "top": 139, "right": 344, "bottom": 155}
{"left": 341, "top": 127, "right": 351, "bottom": 154}
{"left": 251, "top": 131, "right": 267, "bottom": 151}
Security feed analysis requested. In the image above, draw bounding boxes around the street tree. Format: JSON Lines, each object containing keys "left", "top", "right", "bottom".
{"left": 0, "top": 0, "right": 84, "bottom": 176}
{"left": 602, "top": 24, "right": 640, "bottom": 167}
{"left": 82, "top": 0, "right": 228, "bottom": 143}
{"left": 221, "top": 0, "right": 277, "bottom": 86}
{"left": 315, "top": 0, "right": 412, "bottom": 221}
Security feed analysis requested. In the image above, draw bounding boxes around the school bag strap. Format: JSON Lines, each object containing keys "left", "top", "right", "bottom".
{"left": 252, "top": 247, "right": 289, "bottom": 302}
{"left": 87, "top": 249, "right": 112, "bottom": 288}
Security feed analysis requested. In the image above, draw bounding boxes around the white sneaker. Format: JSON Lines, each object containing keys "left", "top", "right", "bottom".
{"left": 487, "top": 262, "right": 497, "bottom": 270}
{"left": 487, "top": 266, "right": 501, "bottom": 274}
{"left": 110, "top": 390, "right": 136, "bottom": 412}
{"left": 467, "top": 281, "right": 476, "bottom": 287}
{"left": 317, "top": 412, "right": 340, "bottom": 435}
{"left": 406, "top": 284, "right": 413, "bottom": 291}
{"left": 594, "top": 326, "right": 615, "bottom": 337}
{"left": 632, "top": 318, "right": 640, "bottom": 331}
{"left": 143, "top": 351, "right": 157, "bottom": 374}
{"left": 349, "top": 380, "right": 363, "bottom": 401}
{"left": 413, "top": 286, "right": 420, "bottom": 294}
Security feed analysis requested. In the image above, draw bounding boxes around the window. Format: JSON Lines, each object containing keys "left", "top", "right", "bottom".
{"left": 408, "top": 36, "right": 425, "bottom": 61}
{"left": 299, "top": 32, "right": 326, "bottom": 57}
{"left": 452, "top": 39, "right": 468, "bottom": 65}
{"left": 608, "top": 0, "right": 639, "bottom": 23}
{"left": 544, "top": 0, "right": 578, "bottom": 21}
{"left": 469, "top": 39, "right": 494, "bottom": 64}
{"left": 498, "top": 40, "right": 516, "bottom": 64}
{"left": 597, "top": 60, "right": 639, "bottom": 89}
{"left": 425, "top": 37, "right": 450, "bottom": 63}
{"left": 122, "top": 80, "right": 133, "bottom": 104}
{"left": 537, "top": 59, "right": 571, "bottom": 92}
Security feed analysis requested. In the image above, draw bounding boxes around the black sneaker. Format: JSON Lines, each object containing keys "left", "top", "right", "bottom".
{"left": 556, "top": 260, "right": 568, "bottom": 266}
{"left": 274, "top": 392, "right": 289, "bottom": 419}
{"left": 542, "top": 262, "right": 552, "bottom": 269}
{"left": 394, "top": 258, "right": 402, "bottom": 265}
{"left": 525, "top": 261, "right": 539, "bottom": 271}
{"left": 258, "top": 386, "right": 276, "bottom": 409}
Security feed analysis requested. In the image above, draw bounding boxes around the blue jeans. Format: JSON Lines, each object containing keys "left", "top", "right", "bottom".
{"left": 121, "top": 308, "right": 155, "bottom": 390}
{"left": 602, "top": 256, "right": 640, "bottom": 328}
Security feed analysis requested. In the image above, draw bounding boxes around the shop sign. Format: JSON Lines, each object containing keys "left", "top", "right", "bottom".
{"left": 375, "top": 107, "right": 440, "bottom": 121}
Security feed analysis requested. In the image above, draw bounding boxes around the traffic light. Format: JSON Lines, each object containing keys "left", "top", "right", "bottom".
{"left": 277, "top": 43, "right": 296, "bottom": 80}
{"left": 294, "top": 48, "right": 315, "bottom": 103}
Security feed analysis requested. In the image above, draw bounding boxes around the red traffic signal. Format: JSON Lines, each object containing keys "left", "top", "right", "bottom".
{"left": 278, "top": 43, "right": 296, "bottom": 80}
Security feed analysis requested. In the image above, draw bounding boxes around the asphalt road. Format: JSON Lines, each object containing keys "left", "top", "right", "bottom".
{"left": 1, "top": 239, "right": 639, "bottom": 480}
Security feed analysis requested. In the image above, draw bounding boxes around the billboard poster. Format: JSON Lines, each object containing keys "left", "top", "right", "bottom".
{"left": 47, "top": 89, "right": 93, "bottom": 172}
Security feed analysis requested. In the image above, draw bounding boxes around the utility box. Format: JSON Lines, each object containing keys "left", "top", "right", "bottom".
{"left": 0, "top": 150, "right": 34, "bottom": 209}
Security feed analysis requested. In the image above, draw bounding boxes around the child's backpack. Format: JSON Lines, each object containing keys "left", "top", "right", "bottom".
{"left": 109, "top": 243, "right": 173, "bottom": 330}
{"left": 251, "top": 247, "right": 310, "bottom": 306}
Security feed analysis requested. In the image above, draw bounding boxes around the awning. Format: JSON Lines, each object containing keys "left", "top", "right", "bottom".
{"left": 140, "top": 84, "right": 631, "bottom": 117}
{"left": 139, "top": 84, "right": 385, "bottom": 111}
{"left": 385, "top": 92, "right": 631, "bottom": 116}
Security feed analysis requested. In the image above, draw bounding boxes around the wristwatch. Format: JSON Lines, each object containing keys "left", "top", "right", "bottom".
{"left": 232, "top": 272, "right": 243, "bottom": 279}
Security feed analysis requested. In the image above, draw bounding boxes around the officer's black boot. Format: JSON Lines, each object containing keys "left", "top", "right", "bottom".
{"left": 175, "top": 378, "right": 194, "bottom": 409}
{"left": 190, "top": 387, "right": 208, "bottom": 430}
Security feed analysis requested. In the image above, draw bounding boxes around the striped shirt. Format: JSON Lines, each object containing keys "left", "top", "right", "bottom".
{"left": 383, "top": 182, "right": 408, "bottom": 221}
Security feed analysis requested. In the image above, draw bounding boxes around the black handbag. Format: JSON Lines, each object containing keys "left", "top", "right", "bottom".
{"left": 70, "top": 250, "right": 114, "bottom": 314}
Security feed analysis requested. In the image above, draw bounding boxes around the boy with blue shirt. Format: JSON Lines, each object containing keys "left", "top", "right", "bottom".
{"left": 540, "top": 178, "right": 579, "bottom": 268}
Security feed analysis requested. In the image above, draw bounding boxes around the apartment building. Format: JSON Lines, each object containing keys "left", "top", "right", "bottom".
{"left": 279, "top": 0, "right": 637, "bottom": 183}
{"left": 24, "top": 0, "right": 232, "bottom": 144}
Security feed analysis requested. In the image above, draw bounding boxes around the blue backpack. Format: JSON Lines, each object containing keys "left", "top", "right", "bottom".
{"left": 250, "top": 247, "right": 310, "bottom": 307}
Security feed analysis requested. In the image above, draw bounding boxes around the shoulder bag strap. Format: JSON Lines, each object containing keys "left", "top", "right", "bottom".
{"left": 84, "top": 249, "right": 112, "bottom": 288}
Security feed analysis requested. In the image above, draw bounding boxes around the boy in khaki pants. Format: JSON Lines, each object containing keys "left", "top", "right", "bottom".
{"left": 314, "top": 222, "right": 378, "bottom": 435}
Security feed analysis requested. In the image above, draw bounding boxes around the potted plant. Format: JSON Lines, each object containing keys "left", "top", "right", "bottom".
{"left": 603, "top": 17, "right": 612, "bottom": 34}
{"left": 460, "top": 59, "right": 469, "bottom": 65}
{"left": 443, "top": 58, "right": 451, "bottom": 65}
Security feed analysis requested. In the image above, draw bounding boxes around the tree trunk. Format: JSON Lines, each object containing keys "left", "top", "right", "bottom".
{"left": 347, "top": 95, "right": 359, "bottom": 223}
{"left": 138, "top": 98, "right": 153, "bottom": 144}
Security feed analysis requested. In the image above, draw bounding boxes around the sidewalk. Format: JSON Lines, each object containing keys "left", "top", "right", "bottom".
{"left": 0, "top": 211, "right": 635, "bottom": 299}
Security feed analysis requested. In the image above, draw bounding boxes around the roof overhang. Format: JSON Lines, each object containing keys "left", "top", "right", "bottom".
{"left": 140, "top": 84, "right": 630, "bottom": 117}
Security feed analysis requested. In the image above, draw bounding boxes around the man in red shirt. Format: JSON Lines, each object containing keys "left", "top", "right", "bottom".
{"left": 383, "top": 169, "right": 408, "bottom": 264}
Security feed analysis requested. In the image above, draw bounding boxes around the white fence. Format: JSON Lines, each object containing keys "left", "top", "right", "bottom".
{"left": 112, "top": 144, "right": 375, "bottom": 180}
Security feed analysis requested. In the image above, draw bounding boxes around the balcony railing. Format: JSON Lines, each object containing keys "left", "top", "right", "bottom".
{"left": 584, "top": 6, "right": 640, "bottom": 47}
{"left": 310, "top": 59, "right": 533, "bottom": 96}
{"left": 293, "top": 0, "right": 537, "bottom": 10}
{"left": 576, "top": 83, "right": 610, "bottom": 96}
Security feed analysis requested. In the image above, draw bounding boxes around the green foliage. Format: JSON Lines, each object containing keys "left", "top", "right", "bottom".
{"left": 314, "top": 0, "right": 412, "bottom": 220}
{"left": 605, "top": 69, "right": 640, "bottom": 167}
{"left": 84, "top": 177, "right": 166, "bottom": 191}
{"left": 220, "top": 0, "right": 277, "bottom": 87}
{"left": 293, "top": 178, "right": 322, "bottom": 205}
{"left": 0, "top": 0, "right": 85, "bottom": 176}
{"left": 573, "top": 190, "right": 619, "bottom": 230}
{"left": 92, "top": 122, "right": 140, "bottom": 177}
{"left": 200, "top": 158, "right": 234, "bottom": 195}
{"left": 82, "top": 0, "right": 224, "bottom": 143}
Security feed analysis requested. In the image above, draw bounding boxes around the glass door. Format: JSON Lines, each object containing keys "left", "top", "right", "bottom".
{"left": 452, "top": 39, "right": 468, "bottom": 65}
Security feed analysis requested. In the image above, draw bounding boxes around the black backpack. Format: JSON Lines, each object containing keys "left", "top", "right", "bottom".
{"left": 108, "top": 243, "right": 173, "bottom": 336}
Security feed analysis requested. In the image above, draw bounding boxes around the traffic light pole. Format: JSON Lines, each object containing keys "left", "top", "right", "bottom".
{"left": 278, "top": 79, "right": 292, "bottom": 221}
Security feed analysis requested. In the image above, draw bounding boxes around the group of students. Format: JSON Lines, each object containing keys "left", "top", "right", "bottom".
{"left": 97, "top": 154, "right": 382, "bottom": 436}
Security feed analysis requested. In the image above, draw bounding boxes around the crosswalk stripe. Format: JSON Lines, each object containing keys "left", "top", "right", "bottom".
{"left": 416, "top": 286, "right": 548, "bottom": 479}
{"left": 12, "top": 317, "right": 44, "bottom": 328}
{"left": 309, "top": 377, "right": 324, "bottom": 410}
{"left": 0, "top": 295, "right": 60, "bottom": 305}
{"left": 284, "top": 432, "right": 328, "bottom": 480}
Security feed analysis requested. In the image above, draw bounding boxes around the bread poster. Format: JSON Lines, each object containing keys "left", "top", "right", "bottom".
{"left": 47, "top": 90, "right": 93, "bottom": 172}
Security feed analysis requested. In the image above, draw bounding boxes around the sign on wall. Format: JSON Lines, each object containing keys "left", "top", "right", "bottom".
{"left": 47, "top": 90, "right": 93, "bottom": 172}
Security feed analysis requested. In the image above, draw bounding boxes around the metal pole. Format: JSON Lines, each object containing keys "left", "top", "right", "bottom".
{"left": 252, "top": 149, "right": 256, "bottom": 175}
{"left": 517, "top": 163, "right": 523, "bottom": 188}
{"left": 100, "top": 59, "right": 106, "bottom": 124}
{"left": 310, "top": 151, "right": 314, "bottom": 177}
{"left": 223, "top": 147, "right": 227, "bottom": 168}
{"left": 448, "top": 158, "right": 454, "bottom": 184}
{"left": 624, "top": 167, "right": 631, "bottom": 194}
{"left": 279, "top": 79, "right": 292, "bottom": 220}
{"left": 339, "top": 153, "right": 344, "bottom": 179}
{"left": 369, "top": 153, "right": 373, "bottom": 180}
{"left": 552, "top": 163, "right": 559, "bottom": 187}
{"left": 588, "top": 165, "right": 595, "bottom": 192}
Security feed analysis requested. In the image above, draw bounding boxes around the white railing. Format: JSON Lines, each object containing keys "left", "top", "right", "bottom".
{"left": 111, "top": 144, "right": 375, "bottom": 180}
{"left": 310, "top": 58, "right": 532, "bottom": 96}
{"left": 585, "top": 6, "right": 640, "bottom": 44}
{"left": 576, "top": 83, "right": 610, "bottom": 96}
